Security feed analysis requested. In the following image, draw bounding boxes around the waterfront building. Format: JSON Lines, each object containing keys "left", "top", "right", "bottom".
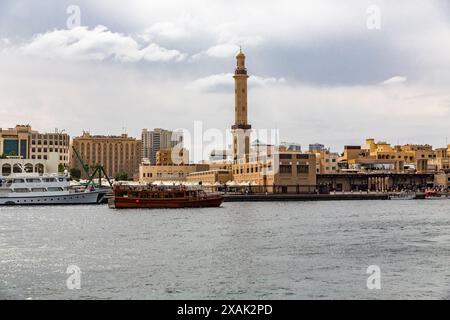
{"left": 0, "top": 125, "right": 69, "bottom": 167}
{"left": 141, "top": 128, "right": 183, "bottom": 164}
{"left": 0, "top": 155, "right": 59, "bottom": 176}
{"left": 70, "top": 132, "right": 141, "bottom": 179}
{"left": 139, "top": 163, "right": 209, "bottom": 183}
{"left": 317, "top": 172, "right": 435, "bottom": 193}
{"left": 186, "top": 169, "right": 233, "bottom": 185}
{"left": 338, "top": 139, "right": 440, "bottom": 173}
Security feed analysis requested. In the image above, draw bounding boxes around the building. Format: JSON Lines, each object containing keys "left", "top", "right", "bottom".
{"left": 139, "top": 163, "right": 209, "bottom": 183}
{"left": 70, "top": 132, "right": 141, "bottom": 179}
{"left": 317, "top": 172, "right": 435, "bottom": 193}
{"left": 306, "top": 144, "right": 339, "bottom": 174}
{"left": 156, "top": 148, "right": 189, "bottom": 166}
{"left": 281, "top": 142, "right": 302, "bottom": 152}
{"left": 209, "top": 149, "right": 230, "bottom": 162}
{"left": 0, "top": 125, "right": 69, "bottom": 168}
{"left": 0, "top": 155, "right": 60, "bottom": 176}
{"left": 141, "top": 128, "right": 183, "bottom": 164}
{"left": 309, "top": 143, "right": 324, "bottom": 152}
{"left": 186, "top": 169, "right": 233, "bottom": 185}
{"left": 338, "top": 139, "right": 441, "bottom": 173}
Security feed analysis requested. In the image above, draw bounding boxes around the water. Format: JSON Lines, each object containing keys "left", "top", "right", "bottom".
{"left": 1, "top": 200, "right": 450, "bottom": 300}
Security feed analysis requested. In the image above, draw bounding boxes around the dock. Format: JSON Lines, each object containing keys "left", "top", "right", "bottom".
{"left": 223, "top": 193, "right": 390, "bottom": 202}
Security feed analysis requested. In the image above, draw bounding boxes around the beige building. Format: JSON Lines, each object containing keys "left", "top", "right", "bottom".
{"left": 186, "top": 169, "right": 233, "bottom": 185}
{"left": 309, "top": 148, "right": 339, "bottom": 174}
{"left": 156, "top": 148, "right": 189, "bottom": 166}
{"left": 70, "top": 132, "right": 141, "bottom": 179}
{"left": 139, "top": 163, "right": 209, "bottom": 183}
{"left": 339, "top": 138, "right": 441, "bottom": 173}
{"left": 0, "top": 125, "right": 69, "bottom": 168}
{"left": 0, "top": 155, "right": 60, "bottom": 176}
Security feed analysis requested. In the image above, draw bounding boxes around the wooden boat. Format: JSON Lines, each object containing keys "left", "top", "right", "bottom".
{"left": 108, "top": 183, "right": 224, "bottom": 209}
{"left": 424, "top": 190, "right": 448, "bottom": 200}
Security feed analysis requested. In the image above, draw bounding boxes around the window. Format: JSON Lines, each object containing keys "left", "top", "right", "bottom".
{"left": 280, "top": 165, "right": 292, "bottom": 174}
{"left": 297, "top": 165, "right": 309, "bottom": 174}
{"left": 280, "top": 154, "right": 292, "bottom": 159}
{"left": 296, "top": 154, "right": 309, "bottom": 159}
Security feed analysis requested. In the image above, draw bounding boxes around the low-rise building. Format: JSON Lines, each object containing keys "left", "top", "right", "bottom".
{"left": 0, "top": 154, "right": 60, "bottom": 176}
{"left": 186, "top": 169, "right": 233, "bottom": 185}
{"left": 139, "top": 163, "right": 210, "bottom": 183}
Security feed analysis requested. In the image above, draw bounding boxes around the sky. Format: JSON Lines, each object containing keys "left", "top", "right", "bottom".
{"left": 1, "top": 0, "right": 450, "bottom": 152}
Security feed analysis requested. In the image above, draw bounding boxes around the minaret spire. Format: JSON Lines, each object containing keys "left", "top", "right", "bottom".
{"left": 231, "top": 48, "right": 251, "bottom": 162}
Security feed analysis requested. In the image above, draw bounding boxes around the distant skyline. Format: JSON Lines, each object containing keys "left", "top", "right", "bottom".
{"left": 1, "top": 0, "right": 450, "bottom": 151}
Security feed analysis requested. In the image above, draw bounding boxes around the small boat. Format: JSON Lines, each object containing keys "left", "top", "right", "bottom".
{"left": 389, "top": 191, "right": 416, "bottom": 200}
{"left": 424, "top": 190, "right": 448, "bottom": 200}
{"left": 108, "top": 183, "right": 224, "bottom": 209}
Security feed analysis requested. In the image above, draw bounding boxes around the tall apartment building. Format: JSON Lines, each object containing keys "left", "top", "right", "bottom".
{"left": 0, "top": 125, "right": 69, "bottom": 167}
{"left": 141, "top": 128, "right": 183, "bottom": 164}
{"left": 70, "top": 132, "right": 141, "bottom": 179}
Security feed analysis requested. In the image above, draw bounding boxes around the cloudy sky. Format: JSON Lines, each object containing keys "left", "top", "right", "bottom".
{"left": 1, "top": 0, "right": 450, "bottom": 152}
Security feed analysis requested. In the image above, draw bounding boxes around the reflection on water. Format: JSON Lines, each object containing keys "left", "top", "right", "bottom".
{"left": 0, "top": 200, "right": 449, "bottom": 299}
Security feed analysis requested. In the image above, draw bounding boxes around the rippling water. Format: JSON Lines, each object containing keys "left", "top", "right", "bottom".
{"left": 1, "top": 200, "right": 450, "bottom": 300}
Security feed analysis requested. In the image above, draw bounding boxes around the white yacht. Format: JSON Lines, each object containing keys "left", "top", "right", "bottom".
{"left": 0, "top": 173, "right": 108, "bottom": 205}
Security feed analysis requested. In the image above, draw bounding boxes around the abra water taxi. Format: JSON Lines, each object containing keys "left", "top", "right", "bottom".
{"left": 0, "top": 173, "right": 108, "bottom": 205}
{"left": 108, "top": 183, "right": 224, "bottom": 209}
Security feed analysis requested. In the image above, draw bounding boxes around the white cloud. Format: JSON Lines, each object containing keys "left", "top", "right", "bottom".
{"left": 381, "top": 76, "right": 407, "bottom": 85}
{"left": 17, "top": 25, "right": 186, "bottom": 62}
{"left": 188, "top": 73, "right": 286, "bottom": 92}
{"left": 205, "top": 43, "right": 240, "bottom": 58}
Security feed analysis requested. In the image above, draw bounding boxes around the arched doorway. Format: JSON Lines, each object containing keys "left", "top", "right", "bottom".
{"left": 13, "top": 164, "right": 22, "bottom": 173}
{"left": 24, "top": 163, "right": 34, "bottom": 173}
{"left": 2, "top": 164, "right": 11, "bottom": 176}
{"left": 35, "top": 163, "right": 44, "bottom": 175}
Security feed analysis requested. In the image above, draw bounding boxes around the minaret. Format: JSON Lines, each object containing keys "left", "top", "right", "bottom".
{"left": 231, "top": 47, "right": 251, "bottom": 162}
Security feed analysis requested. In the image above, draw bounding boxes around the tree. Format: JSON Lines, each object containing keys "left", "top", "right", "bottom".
{"left": 114, "top": 172, "right": 128, "bottom": 181}
{"left": 69, "top": 168, "right": 81, "bottom": 180}
{"left": 58, "top": 163, "right": 65, "bottom": 173}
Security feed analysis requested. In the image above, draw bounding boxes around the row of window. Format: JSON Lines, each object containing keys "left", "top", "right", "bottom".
{"left": 30, "top": 155, "right": 67, "bottom": 161}
{"left": 280, "top": 165, "right": 310, "bottom": 174}
{"left": 377, "top": 154, "right": 436, "bottom": 160}
{"left": 14, "top": 195, "right": 86, "bottom": 203}
{"left": 31, "top": 147, "right": 66, "bottom": 153}
{"left": 143, "top": 172, "right": 186, "bottom": 178}
{"left": 279, "top": 154, "right": 310, "bottom": 160}
{"left": 31, "top": 140, "right": 69, "bottom": 146}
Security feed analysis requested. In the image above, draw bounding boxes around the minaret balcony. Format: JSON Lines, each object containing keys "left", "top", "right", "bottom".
{"left": 234, "top": 69, "right": 247, "bottom": 75}
{"left": 232, "top": 124, "right": 252, "bottom": 130}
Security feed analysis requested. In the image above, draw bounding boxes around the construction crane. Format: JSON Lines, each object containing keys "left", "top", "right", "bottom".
{"left": 71, "top": 146, "right": 113, "bottom": 188}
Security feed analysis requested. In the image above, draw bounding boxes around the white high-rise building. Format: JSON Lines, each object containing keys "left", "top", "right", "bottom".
{"left": 141, "top": 128, "right": 183, "bottom": 164}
